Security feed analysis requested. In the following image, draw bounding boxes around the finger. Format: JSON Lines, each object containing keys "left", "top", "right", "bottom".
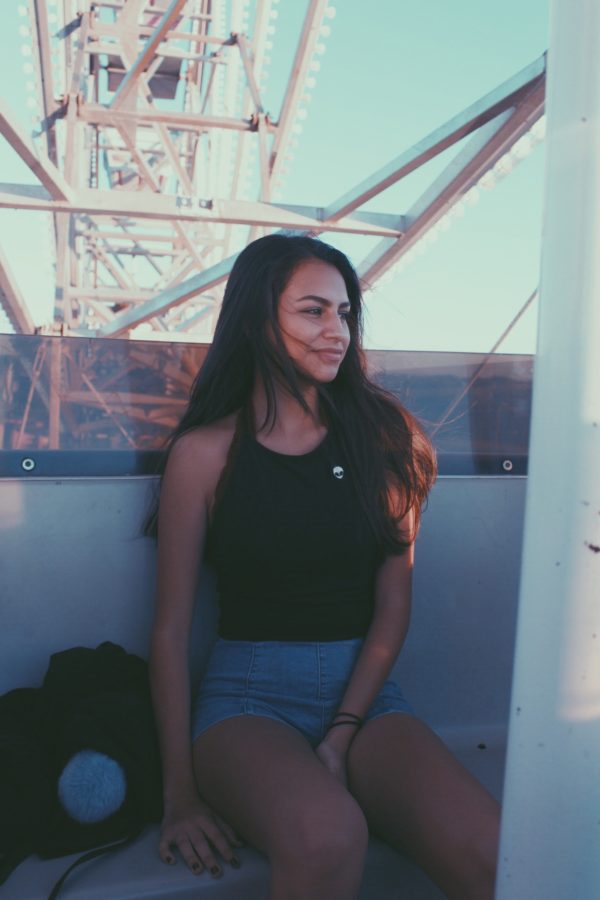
{"left": 188, "top": 831, "right": 223, "bottom": 877}
{"left": 201, "top": 819, "right": 240, "bottom": 866}
{"left": 177, "top": 836, "right": 208, "bottom": 875}
{"left": 157, "top": 836, "right": 177, "bottom": 866}
{"left": 214, "top": 814, "right": 245, "bottom": 847}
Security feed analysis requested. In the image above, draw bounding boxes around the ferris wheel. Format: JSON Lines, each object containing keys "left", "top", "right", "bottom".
{"left": 0, "top": 0, "right": 545, "bottom": 341}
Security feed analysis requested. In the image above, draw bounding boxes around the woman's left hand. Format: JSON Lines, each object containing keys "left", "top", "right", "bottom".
{"left": 314, "top": 737, "right": 349, "bottom": 785}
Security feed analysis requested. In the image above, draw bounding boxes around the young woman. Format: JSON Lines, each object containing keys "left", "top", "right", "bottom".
{"left": 148, "top": 234, "right": 500, "bottom": 900}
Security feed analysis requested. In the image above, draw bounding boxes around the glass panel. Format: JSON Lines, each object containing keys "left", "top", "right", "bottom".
{"left": 369, "top": 350, "right": 533, "bottom": 476}
{"left": 0, "top": 334, "right": 532, "bottom": 477}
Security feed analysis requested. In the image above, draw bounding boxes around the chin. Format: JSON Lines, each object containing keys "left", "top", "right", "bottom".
{"left": 314, "top": 366, "right": 341, "bottom": 383}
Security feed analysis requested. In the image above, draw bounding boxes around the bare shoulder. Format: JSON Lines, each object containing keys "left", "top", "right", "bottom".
{"left": 165, "top": 414, "right": 237, "bottom": 496}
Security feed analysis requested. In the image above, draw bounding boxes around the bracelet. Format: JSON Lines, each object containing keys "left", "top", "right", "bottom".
{"left": 327, "top": 711, "right": 364, "bottom": 733}
{"left": 332, "top": 711, "right": 363, "bottom": 726}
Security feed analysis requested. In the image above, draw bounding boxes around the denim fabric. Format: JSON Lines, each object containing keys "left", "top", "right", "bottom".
{"left": 191, "top": 638, "right": 413, "bottom": 746}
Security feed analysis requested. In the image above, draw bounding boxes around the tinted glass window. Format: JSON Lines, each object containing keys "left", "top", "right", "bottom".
{"left": 0, "top": 334, "right": 532, "bottom": 476}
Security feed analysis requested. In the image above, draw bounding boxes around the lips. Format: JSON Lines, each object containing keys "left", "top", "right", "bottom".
{"left": 317, "top": 349, "right": 345, "bottom": 363}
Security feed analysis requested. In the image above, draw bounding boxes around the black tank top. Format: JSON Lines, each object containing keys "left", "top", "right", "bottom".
{"left": 206, "top": 428, "right": 380, "bottom": 641}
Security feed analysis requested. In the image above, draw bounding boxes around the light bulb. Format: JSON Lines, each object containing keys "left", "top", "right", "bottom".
{"left": 463, "top": 186, "right": 480, "bottom": 206}
{"left": 512, "top": 134, "right": 534, "bottom": 159}
{"left": 478, "top": 170, "right": 497, "bottom": 191}
{"left": 493, "top": 154, "right": 514, "bottom": 177}
{"left": 530, "top": 116, "right": 546, "bottom": 142}
{"left": 325, "top": 6, "right": 336, "bottom": 18}
{"left": 451, "top": 199, "right": 466, "bottom": 218}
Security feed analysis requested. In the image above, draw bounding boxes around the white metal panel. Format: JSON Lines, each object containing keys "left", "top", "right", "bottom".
{"left": 0, "top": 475, "right": 525, "bottom": 734}
{"left": 496, "top": 1, "right": 600, "bottom": 897}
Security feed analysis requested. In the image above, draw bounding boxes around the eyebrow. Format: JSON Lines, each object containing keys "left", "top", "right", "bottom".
{"left": 295, "top": 294, "right": 351, "bottom": 309}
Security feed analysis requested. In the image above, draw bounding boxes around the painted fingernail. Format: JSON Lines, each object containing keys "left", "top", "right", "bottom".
{"left": 192, "top": 863, "right": 200, "bottom": 873}
{"left": 211, "top": 865, "right": 221, "bottom": 877}
{"left": 165, "top": 855, "right": 175, "bottom": 865}
{"left": 231, "top": 857, "right": 241, "bottom": 869}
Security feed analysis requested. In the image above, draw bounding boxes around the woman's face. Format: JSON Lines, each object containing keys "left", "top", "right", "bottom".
{"left": 276, "top": 259, "right": 351, "bottom": 383}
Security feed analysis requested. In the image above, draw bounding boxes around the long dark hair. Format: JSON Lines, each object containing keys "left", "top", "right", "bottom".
{"left": 148, "top": 233, "right": 436, "bottom": 551}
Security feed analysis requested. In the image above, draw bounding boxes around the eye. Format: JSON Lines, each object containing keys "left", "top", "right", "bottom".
{"left": 303, "top": 307, "right": 323, "bottom": 316}
{"left": 339, "top": 310, "right": 351, "bottom": 322}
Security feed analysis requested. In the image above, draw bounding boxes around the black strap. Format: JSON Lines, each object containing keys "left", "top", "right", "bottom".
{"left": 47, "top": 830, "right": 141, "bottom": 900}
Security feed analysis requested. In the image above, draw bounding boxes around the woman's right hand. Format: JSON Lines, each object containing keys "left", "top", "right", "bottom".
{"left": 159, "top": 793, "right": 243, "bottom": 877}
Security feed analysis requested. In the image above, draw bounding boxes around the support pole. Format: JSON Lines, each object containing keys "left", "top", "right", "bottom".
{"left": 496, "top": 2, "right": 600, "bottom": 898}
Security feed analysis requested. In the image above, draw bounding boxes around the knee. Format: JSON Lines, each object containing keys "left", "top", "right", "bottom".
{"left": 452, "top": 816, "right": 499, "bottom": 900}
{"left": 277, "top": 798, "right": 369, "bottom": 874}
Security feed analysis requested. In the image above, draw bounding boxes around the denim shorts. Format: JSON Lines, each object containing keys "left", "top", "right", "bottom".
{"left": 191, "top": 638, "right": 413, "bottom": 747}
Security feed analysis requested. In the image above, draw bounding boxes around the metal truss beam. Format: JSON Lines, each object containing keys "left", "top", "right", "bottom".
{"left": 326, "top": 54, "right": 546, "bottom": 222}
{"left": 0, "top": 187, "right": 402, "bottom": 238}
{"left": 269, "top": 0, "right": 329, "bottom": 183}
{"left": 358, "top": 76, "right": 545, "bottom": 284}
{"left": 0, "top": 246, "right": 36, "bottom": 334}
{"left": 0, "top": 100, "right": 72, "bottom": 201}
{"left": 86, "top": 252, "right": 236, "bottom": 337}
{"left": 110, "top": 0, "right": 188, "bottom": 109}
{"left": 32, "top": 0, "right": 59, "bottom": 165}
{"left": 79, "top": 104, "right": 270, "bottom": 133}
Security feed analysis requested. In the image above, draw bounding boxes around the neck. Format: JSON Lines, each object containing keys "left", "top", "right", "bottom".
{"left": 251, "top": 377, "right": 321, "bottom": 438}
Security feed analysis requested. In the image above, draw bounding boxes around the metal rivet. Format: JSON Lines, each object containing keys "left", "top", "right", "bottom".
{"left": 21, "top": 457, "right": 36, "bottom": 472}
{"left": 502, "top": 459, "right": 513, "bottom": 472}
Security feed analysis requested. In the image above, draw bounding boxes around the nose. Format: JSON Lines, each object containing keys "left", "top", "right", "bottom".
{"left": 323, "top": 311, "right": 348, "bottom": 342}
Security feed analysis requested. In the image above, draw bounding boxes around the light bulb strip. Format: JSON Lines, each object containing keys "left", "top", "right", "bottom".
{"left": 377, "top": 114, "right": 546, "bottom": 287}
{"left": 269, "top": 0, "right": 331, "bottom": 193}
{"left": 361, "top": 93, "right": 546, "bottom": 289}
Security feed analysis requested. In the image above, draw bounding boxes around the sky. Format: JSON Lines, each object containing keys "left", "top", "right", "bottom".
{"left": 0, "top": 0, "right": 550, "bottom": 353}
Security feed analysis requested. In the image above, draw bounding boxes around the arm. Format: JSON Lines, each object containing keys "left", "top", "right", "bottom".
{"left": 149, "top": 432, "right": 240, "bottom": 875}
{"left": 315, "top": 512, "right": 414, "bottom": 781}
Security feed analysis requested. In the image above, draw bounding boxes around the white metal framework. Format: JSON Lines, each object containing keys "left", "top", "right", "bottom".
{"left": 497, "top": 0, "right": 600, "bottom": 895}
{"left": 0, "top": 1, "right": 546, "bottom": 340}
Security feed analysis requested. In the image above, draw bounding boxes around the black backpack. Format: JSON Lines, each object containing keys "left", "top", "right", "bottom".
{"left": 0, "top": 642, "right": 163, "bottom": 897}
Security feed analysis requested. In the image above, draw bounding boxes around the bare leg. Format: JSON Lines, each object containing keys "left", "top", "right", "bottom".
{"left": 347, "top": 715, "right": 500, "bottom": 900}
{"left": 193, "top": 716, "right": 369, "bottom": 900}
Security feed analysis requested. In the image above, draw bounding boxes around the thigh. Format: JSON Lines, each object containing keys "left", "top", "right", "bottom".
{"left": 193, "top": 715, "right": 367, "bottom": 859}
{"left": 347, "top": 714, "right": 500, "bottom": 893}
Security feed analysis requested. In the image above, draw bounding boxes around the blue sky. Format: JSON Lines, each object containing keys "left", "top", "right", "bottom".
{"left": 0, "top": 0, "right": 549, "bottom": 351}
